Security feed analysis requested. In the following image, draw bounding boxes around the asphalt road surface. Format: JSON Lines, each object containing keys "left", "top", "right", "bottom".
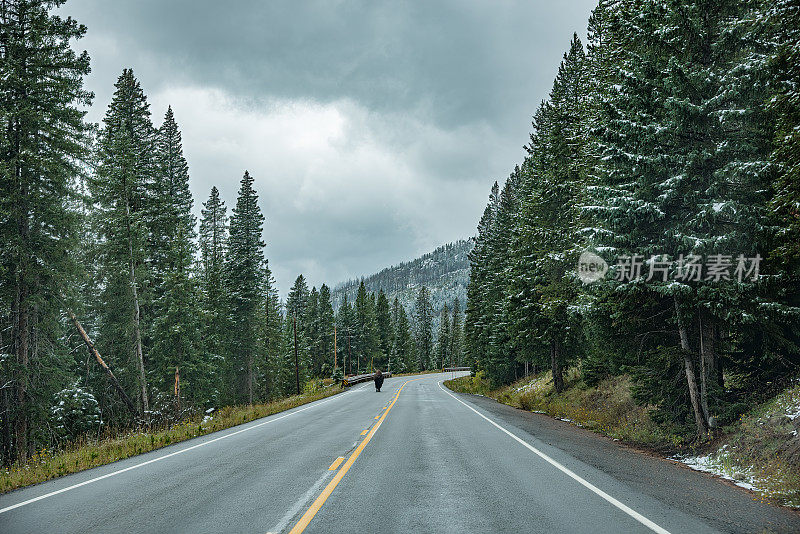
{"left": 1, "top": 372, "right": 799, "bottom": 533}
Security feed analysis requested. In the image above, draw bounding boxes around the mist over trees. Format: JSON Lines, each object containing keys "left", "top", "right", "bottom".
{"left": 465, "top": 0, "right": 800, "bottom": 439}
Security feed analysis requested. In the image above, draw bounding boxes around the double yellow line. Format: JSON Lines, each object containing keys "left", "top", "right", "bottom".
{"left": 288, "top": 378, "right": 420, "bottom": 534}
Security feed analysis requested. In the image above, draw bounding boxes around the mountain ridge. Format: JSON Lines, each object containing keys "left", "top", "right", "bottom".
{"left": 331, "top": 239, "right": 473, "bottom": 317}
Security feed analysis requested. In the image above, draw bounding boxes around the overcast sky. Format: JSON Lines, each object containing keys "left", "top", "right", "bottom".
{"left": 61, "top": 0, "right": 597, "bottom": 296}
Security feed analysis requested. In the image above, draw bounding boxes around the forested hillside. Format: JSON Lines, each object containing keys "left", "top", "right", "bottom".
{"left": 465, "top": 0, "right": 800, "bottom": 441}
{"left": 331, "top": 240, "right": 471, "bottom": 319}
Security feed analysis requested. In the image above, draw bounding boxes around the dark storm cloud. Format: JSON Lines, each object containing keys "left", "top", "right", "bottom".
{"left": 61, "top": 0, "right": 597, "bottom": 294}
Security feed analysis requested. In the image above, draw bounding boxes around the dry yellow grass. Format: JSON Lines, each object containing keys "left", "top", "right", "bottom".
{"left": 1, "top": 387, "right": 342, "bottom": 494}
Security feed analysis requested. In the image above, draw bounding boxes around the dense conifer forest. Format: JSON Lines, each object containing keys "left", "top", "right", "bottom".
{"left": 464, "top": 0, "right": 800, "bottom": 440}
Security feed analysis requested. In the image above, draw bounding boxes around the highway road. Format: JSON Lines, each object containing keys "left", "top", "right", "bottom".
{"left": 1, "top": 372, "right": 799, "bottom": 533}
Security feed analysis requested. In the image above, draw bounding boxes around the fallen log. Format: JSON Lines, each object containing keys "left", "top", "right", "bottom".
{"left": 68, "top": 310, "right": 140, "bottom": 419}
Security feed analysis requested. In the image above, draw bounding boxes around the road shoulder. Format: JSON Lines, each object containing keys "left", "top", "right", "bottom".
{"left": 453, "top": 391, "right": 800, "bottom": 534}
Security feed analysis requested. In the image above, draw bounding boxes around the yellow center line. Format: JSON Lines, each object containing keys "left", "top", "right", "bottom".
{"left": 360, "top": 429, "right": 369, "bottom": 436}
{"left": 327, "top": 457, "right": 344, "bottom": 471}
{"left": 287, "top": 377, "right": 422, "bottom": 534}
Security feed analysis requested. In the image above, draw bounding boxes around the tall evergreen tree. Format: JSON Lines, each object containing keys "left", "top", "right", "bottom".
{"left": 149, "top": 107, "right": 203, "bottom": 403}
{"left": 375, "top": 290, "right": 392, "bottom": 370}
{"left": 770, "top": 0, "right": 800, "bottom": 262}
{"left": 306, "top": 286, "right": 321, "bottom": 376}
{"left": 316, "top": 284, "right": 335, "bottom": 376}
{"left": 92, "top": 69, "right": 157, "bottom": 418}
{"left": 354, "top": 281, "right": 379, "bottom": 372}
{"left": 0, "top": 0, "right": 92, "bottom": 462}
{"left": 450, "top": 298, "right": 463, "bottom": 367}
{"left": 225, "top": 171, "right": 265, "bottom": 405}
{"left": 260, "top": 263, "right": 283, "bottom": 401}
{"left": 336, "top": 295, "right": 356, "bottom": 375}
{"left": 286, "top": 274, "right": 310, "bottom": 327}
{"left": 465, "top": 182, "right": 500, "bottom": 371}
{"left": 390, "top": 297, "right": 415, "bottom": 372}
{"left": 414, "top": 286, "right": 434, "bottom": 370}
{"left": 198, "top": 186, "right": 228, "bottom": 401}
{"left": 437, "top": 303, "right": 451, "bottom": 370}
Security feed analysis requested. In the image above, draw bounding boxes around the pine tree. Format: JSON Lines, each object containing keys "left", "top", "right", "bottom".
{"left": 354, "top": 281, "right": 379, "bottom": 372}
{"left": 225, "top": 171, "right": 266, "bottom": 405}
{"left": 149, "top": 107, "right": 203, "bottom": 404}
{"left": 414, "top": 286, "right": 434, "bottom": 370}
{"left": 508, "top": 35, "right": 588, "bottom": 392}
{"left": 336, "top": 295, "right": 356, "bottom": 375}
{"left": 437, "top": 304, "right": 451, "bottom": 370}
{"left": 770, "top": 0, "right": 800, "bottom": 262}
{"left": 306, "top": 286, "right": 321, "bottom": 376}
{"left": 390, "top": 297, "right": 415, "bottom": 372}
{"left": 92, "top": 68, "right": 157, "bottom": 418}
{"left": 286, "top": 275, "right": 310, "bottom": 327}
{"left": 260, "top": 262, "right": 283, "bottom": 401}
{"left": 584, "top": 0, "right": 781, "bottom": 436}
{"left": 316, "top": 284, "right": 335, "bottom": 376}
{"left": 375, "top": 290, "right": 392, "bottom": 370}
{"left": 198, "top": 186, "right": 228, "bottom": 401}
{"left": 483, "top": 169, "right": 523, "bottom": 386}
{"left": 465, "top": 182, "right": 500, "bottom": 372}
{"left": 0, "top": 0, "right": 93, "bottom": 461}
{"left": 450, "top": 298, "right": 463, "bottom": 367}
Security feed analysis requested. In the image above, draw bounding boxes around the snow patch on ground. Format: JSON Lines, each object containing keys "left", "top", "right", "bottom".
{"left": 672, "top": 452, "right": 756, "bottom": 491}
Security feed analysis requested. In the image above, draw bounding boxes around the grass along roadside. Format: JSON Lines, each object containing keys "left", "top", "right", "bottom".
{"left": 1, "top": 385, "right": 343, "bottom": 494}
{"left": 445, "top": 369, "right": 681, "bottom": 450}
{"left": 444, "top": 370, "right": 800, "bottom": 508}
{"left": 674, "top": 380, "right": 800, "bottom": 507}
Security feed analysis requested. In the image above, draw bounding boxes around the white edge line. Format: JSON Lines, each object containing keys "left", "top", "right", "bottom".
{"left": 0, "top": 390, "right": 358, "bottom": 515}
{"left": 437, "top": 381, "right": 672, "bottom": 534}
{"left": 268, "top": 469, "right": 333, "bottom": 534}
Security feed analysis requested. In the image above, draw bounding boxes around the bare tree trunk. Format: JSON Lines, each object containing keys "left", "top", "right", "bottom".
{"left": 125, "top": 201, "right": 148, "bottom": 419}
{"left": 714, "top": 324, "right": 723, "bottom": 388}
{"left": 69, "top": 311, "right": 140, "bottom": 419}
{"left": 674, "top": 297, "right": 708, "bottom": 437}
{"left": 1, "top": 316, "right": 11, "bottom": 464}
{"left": 1, "top": 376, "right": 11, "bottom": 466}
{"left": 698, "top": 312, "right": 709, "bottom": 424}
{"left": 247, "top": 352, "right": 253, "bottom": 405}
{"left": 13, "top": 277, "right": 29, "bottom": 463}
{"left": 551, "top": 339, "right": 564, "bottom": 393}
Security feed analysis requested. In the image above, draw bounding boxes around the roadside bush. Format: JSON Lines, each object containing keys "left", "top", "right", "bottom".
{"left": 51, "top": 384, "right": 102, "bottom": 443}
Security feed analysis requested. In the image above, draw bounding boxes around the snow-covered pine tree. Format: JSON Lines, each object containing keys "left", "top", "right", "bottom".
{"left": 414, "top": 286, "right": 434, "bottom": 370}
{"left": 450, "top": 298, "right": 464, "bottom": 367}
{"left": 437, "top": 304, "right": 451, "bottom": 370}
{"left": 464, "top": 182, "right": 499, "bottom": 372}
{"left": 375, "top": 290, "right": 392, "bottom": 370}
{"left": 769, "top": 0, "right": 800, "bottom": 262}
{"left": 510, "top": 34, "right": 588, "bottom": 392}
{"left": 586, "top": 0, "right": 779, "bottom": 437}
